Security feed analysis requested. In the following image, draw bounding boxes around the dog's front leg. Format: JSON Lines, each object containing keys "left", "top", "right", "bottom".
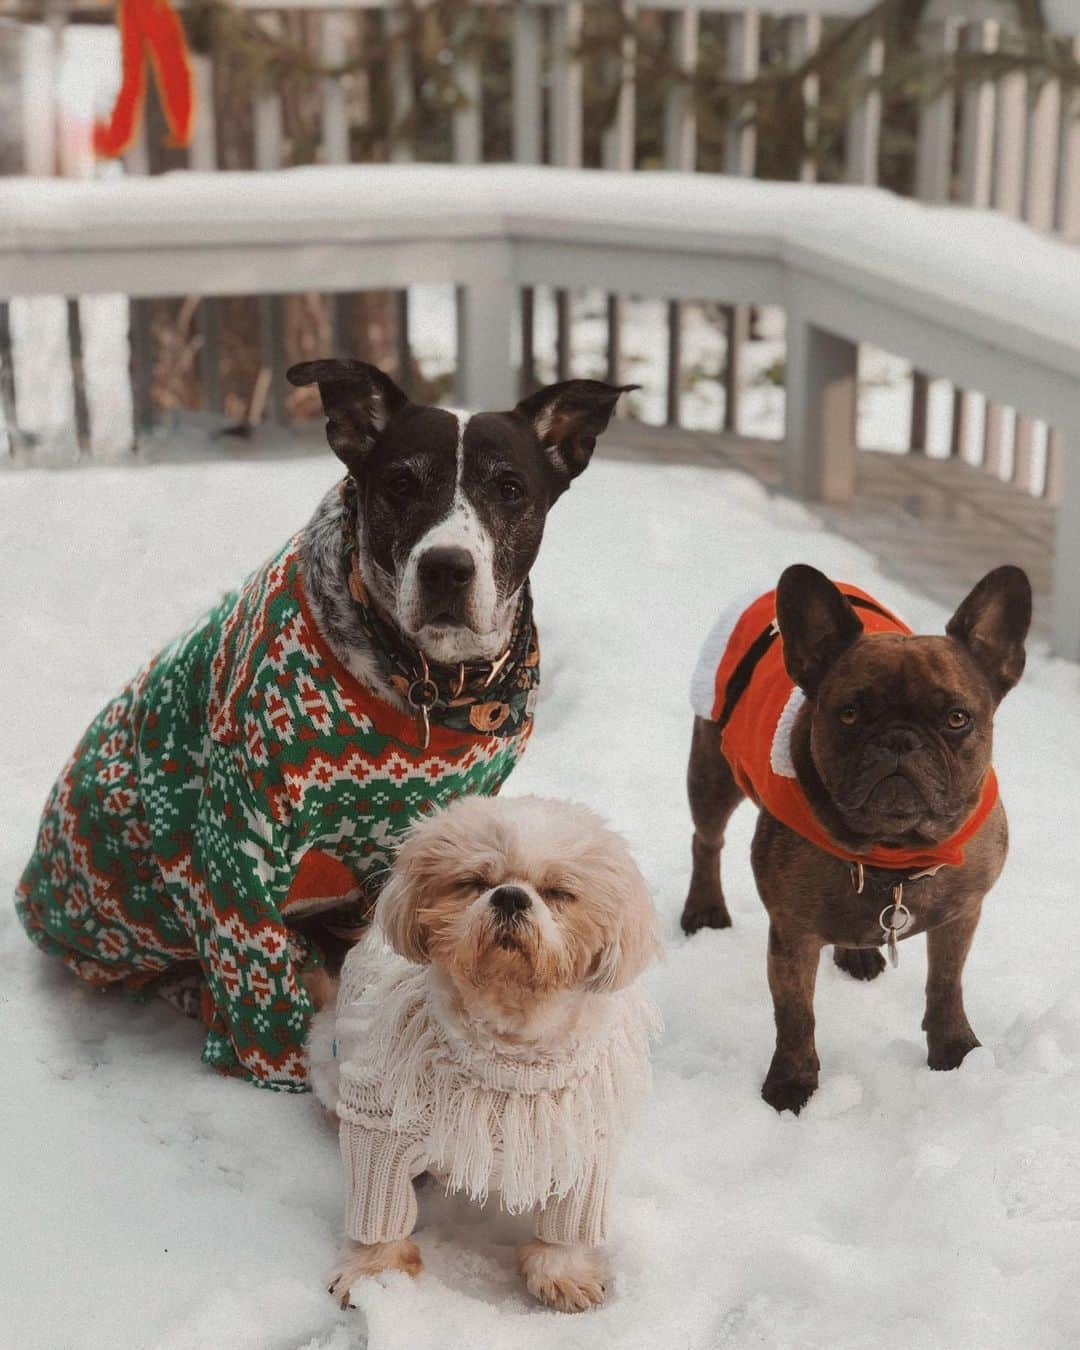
{"left": 923, "top": 904, "right": 983, "bottom": 1070}
{"left": 762, "top": 922, "right": 824, "bottom": 1114}
{"left": 327, "top": 1238, "right": 422, "bottom": 1308}
{"left": 517, "top": 1239, "right": 607, "bottom": 1314}
{"left": 519, "top": 1170, "right": 610, "bottom": 1312}
{"left": 328, "top": 1121, "right": 423, "bottom": 1308}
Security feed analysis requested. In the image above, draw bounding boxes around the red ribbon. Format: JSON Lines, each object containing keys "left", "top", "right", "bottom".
{"left": 94, "top": 0, "right": 195, "bottom": 159}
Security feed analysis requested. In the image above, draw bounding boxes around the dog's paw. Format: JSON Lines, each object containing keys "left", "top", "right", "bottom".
{"left": 927, "top": 1030, "right": 981, "bottom": 1071}
{"left": 833, "top": 946, "right": 886, "bottom": 981}
{"left": 680, "top": 901, "right": 733, "bottom": 935}
{"left": 326, "top": 1238, "right": 422, "bottom": 1309}
{"left": 517, "top": 1240, "right": 607, "bottom": 1314}
{"left": 761, "top": 1066, "right": 818, "bottom": 1115}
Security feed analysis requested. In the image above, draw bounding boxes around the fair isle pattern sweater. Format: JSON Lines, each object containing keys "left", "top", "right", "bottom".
{"left": 324, "top": 940, "right": 659, "bottom": 1246}
{"left": 15, "top": 539, "right": 533, "bottom": 1091}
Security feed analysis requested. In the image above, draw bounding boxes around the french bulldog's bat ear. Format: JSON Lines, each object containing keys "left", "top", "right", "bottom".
{"left": 946, "top": 564, "right": 1032, "bottom": 702}
{"left": 287, "top": 359, "right": 409, "bottom": 474}
{"left": 776, "top": 564, "right": 864, "bottom": 696}
{"left": 513, "top": 379, "right": 638, "bottom": 492}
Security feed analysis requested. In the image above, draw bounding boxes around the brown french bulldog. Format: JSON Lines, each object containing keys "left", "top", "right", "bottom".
{"left": 680, "top": 563, "right": 1032, "bottom": 1114}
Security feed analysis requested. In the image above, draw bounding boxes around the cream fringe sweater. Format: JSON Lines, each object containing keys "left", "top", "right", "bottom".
{"left": 309, "top": 938, "right": 660, "bottom": 1248}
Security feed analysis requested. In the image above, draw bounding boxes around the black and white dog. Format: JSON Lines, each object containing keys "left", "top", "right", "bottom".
{"left": 290, "top": 359, "right": 633, "bottom": 713}
{"left": 12, "top": 356, "right": 632, "bottom": 1094}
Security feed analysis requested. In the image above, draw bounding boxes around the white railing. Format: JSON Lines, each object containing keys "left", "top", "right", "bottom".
{"left": 2, "top": 0, "right": 1079, "bottom": 495}
{"left": 2, "top": 163, "right": 1079, "bottom": 657}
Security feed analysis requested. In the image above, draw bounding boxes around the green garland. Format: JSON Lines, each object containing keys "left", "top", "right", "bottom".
{"left": 174, "top": 0, "right": 1076, "bottom": 187}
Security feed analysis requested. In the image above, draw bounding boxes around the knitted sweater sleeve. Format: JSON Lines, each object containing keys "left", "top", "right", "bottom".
{"left": 335, "top": 945, "right": 428, "bottom": 1244}
{"left": 338, "top": 1118, "right": 427, "bottom": 1245}
{"left": 534, "top": 1137, "right": 614, "bottom": 1247}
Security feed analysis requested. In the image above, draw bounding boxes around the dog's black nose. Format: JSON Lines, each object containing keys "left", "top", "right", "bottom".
{"left": 879, "top": 727, "right": 921, "bottom": 756}
{"left": 490, "top": 885, "right": 531, "bottom": 919}
{"left": 418, "top": 546, "right": 475, "bottom": 595}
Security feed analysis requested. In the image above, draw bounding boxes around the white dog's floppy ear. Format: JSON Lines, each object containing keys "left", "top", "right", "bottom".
{"left": 375, "top": 862, "right": 430, "bottom": 965}
{"left": 287, "top": 358, "right": 409, "bottom": 476}
{"left": 585, "top": 850, "right": 660, "bottom": 993}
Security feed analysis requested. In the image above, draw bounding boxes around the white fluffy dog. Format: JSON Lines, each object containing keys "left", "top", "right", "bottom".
{"left": 307, "top": 794, "right": 660, "bottom": 1314}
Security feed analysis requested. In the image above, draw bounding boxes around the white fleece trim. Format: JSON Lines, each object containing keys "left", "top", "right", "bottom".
{"left": 769, "top": 685, "right": 805, "bottom": 779}
{"left": 690, "top": 588, "right": 766, "bottom": 720}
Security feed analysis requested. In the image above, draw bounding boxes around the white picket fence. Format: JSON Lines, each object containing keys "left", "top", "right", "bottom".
{"left": 2, "top": 0, "right": 1080, "bottom": 497}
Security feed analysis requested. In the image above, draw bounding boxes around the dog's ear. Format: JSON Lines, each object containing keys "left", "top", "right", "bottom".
{"left": 287, "top": 358, "right": 409, "bottom": 475}
{"left": 585, "top": 851, "right": 660, "bottom": 994}
{"left": 776, "top": 564, "right": 864, "bottom": 697}
{"left": 375, "top": 869, "right": 430, "bottom": 965}
{"left": 946, "top": 565, "right": 1031, "bottom": 702}
{"left": 513, "top": 379, "right": 637, "bottom": 493}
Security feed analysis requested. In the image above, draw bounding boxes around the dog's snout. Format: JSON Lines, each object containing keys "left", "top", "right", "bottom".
{"left": 878, "top": 726, "right": 921, "bottom": 757}
{"left": 419, "top": 546, "right": 476, "bottom": 595}
{"left": 489, "top": 885, "right": 531, "bottom": 919}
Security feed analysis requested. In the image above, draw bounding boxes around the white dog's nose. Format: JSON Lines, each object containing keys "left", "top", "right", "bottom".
{"left": 490, "top": 885, "right": 531, "bottom": 919}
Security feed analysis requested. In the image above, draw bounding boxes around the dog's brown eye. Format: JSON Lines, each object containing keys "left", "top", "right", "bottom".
{"left": 460, "top": 874, "right": 490, "bottom": 891}
{"left": 498, "top": 477, "right": 525, "bottom": 504}
{"left": 946, "top": 708, "right": 972, "bottom": 730}
{"left": 838, "top": 705, "right": 859, "bottom": 726}
{"left": 385, "top": 471, "right": 417, "bottom": 501}
{"left": 543, "top": 887, "right": 575, "bottom": 903}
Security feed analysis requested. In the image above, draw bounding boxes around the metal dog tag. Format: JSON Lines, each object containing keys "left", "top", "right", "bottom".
{"left": 879, "top": 887, "right": 913, "bottom": 969}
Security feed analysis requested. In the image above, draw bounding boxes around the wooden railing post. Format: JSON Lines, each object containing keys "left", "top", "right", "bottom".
{"left": 387, "top": 5, "right": 415, "bottom": 163}
{"left": 787, "top": 13, "right": 822, "bottom": 183}
{"left": 1051, "top": 420, "right": 1080, "bottom": 659}
{"left": 722, "top": 8, "right": 758, "bottom": 438}
{"left": 253, "top": 20, "right": 287, "bottom": 425}
{"left": 602, "top": 1, "right": 636, "bottom": 392}
{"left": 1047, "top": 35, "right": 1080, "bottom": 503}
{"left": 1055, "top": 35, "right": 1080, "bottom": 238}
{"left": 452, "top": 24, "right": 483, "bottom": 165}
{"left": 457, "top": 270, "right": 516, "bottom": 412}
{"left": 844, "top": 22, "right": 883, "bottom": 186}
{"left": 550, "top": 1, "right": 584, "bottom": 383}
{"left": 1014, "top": 60, "right": 1062, "bottom": 493}
{"left": 911, "top": 17, "right": 958, "bottom": 457}
{"left": 549, "top": 1, "right": 583, "bottom": 171}
{"left": 189, "top": 51, "right": 223, "bottom": 417}
{"left": 663, "top": 5, "right": 698, "bottom": 426}
{"left": 386, "top": 3, "right": 414, "bottom": 387}
{"left": 512, "top": 3, "right": 543, "bottom": 165}
{"left": 784, "top": 315, "right": 858, "bottom": 504}
{"left": 983, "top": 51, "right": 1027, "bottom": 476}
{"left": 0, "top": 300, "right": 16, "bottom": 456}
{"left": 953, "top": 18, "right": 998, "bottom": 465}
{"left": 321, "top": 11, "right": 352, "bottom": 355}
{"left": 512, "top": 2, "right": 543, "bottom": 394}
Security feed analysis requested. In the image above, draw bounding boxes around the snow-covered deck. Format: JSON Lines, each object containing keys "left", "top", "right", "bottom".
{"left": 603, "top": 419, "right": 1056, "bottom": 640}
{"left": 3, "top": 452, "right": 1079, "bottom": 1350}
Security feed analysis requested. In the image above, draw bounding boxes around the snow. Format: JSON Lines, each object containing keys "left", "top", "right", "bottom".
{"left": 3, "top": 450, "right": 1079, "bottom": 1350}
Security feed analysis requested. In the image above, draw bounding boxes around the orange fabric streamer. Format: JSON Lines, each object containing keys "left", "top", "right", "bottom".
{"left": 94, "top": 0, "right": 196, "bottom": 159}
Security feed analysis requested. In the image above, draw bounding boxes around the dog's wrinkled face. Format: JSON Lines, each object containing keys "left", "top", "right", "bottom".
{"left": 287, "top": 360, "right": 633, "bottom": 665}
{"left": 375, "top": 796, "right": 657, "bottom": 1031}
{"left": 777, "top": 564, "right": 1031, "bottom": 844}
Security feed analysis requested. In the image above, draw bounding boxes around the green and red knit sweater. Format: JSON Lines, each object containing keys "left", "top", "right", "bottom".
{"left": 15, "top": 538, "right": 536, "bottom": 1091}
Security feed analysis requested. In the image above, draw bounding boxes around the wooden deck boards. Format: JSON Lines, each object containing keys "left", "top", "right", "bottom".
{"left": 600, "top": 421, "right": 1055, "bottom": 638}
